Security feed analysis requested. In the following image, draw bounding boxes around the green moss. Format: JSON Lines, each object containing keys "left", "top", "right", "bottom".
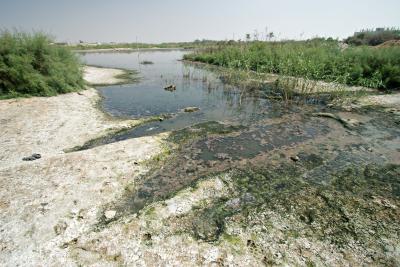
{"left": 222, "top": 233, "right": 243, "bottom": 246}
{"left": 167, "top": 121, "right": 244, "bottom": 144}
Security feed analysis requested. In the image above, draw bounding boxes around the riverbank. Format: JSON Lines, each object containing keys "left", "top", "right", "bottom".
{"left": 0, "top": 67, "right": 164, "bottom": 266}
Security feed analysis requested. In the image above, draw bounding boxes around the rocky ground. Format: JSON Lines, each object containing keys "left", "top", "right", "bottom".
{"left": 0, "top": 66, "right": 399, "bottom": 266}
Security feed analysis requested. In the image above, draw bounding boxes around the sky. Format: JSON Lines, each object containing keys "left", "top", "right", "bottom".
{"left": 0, "top": 0, "right": 399, "bottom": 43}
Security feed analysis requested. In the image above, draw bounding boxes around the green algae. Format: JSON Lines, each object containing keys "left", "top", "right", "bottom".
{"left": 167, "top": 121, "right": 244, "bottom": 145}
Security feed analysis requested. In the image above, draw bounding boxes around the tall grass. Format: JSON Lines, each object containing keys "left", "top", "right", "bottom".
{"left": 0, "top": 31, "right": 84, "bottom": 98}
{"left": 184, "top": 39, "right": 400, "bottom": 90}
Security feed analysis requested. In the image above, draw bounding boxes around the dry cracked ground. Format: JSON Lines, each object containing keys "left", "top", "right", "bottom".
{"left": 1, "top": 66, "right": 400, "bottom": 266}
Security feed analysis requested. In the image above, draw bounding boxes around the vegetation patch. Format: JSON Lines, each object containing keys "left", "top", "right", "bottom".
{"left": 0, "top": 31, "right": 84, "bottom": 98}
{"left": 184, "top": 39, "right": 400, "bottom": 90}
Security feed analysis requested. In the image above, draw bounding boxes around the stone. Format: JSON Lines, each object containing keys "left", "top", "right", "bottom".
{"left": 225, "top": 198, "right": 241, "bottom": 209}
{"left": 216, "top": 153, "right": 230, "bottom": 160}
{"left": 290, "top": 155, "right": 300, "bottom": 162}
{"left": 104, "top": 210, "right": 117, "bottom": 220}
{"left": 22, "top": 153, "right": 41, "bottom": 161}
{"left": 183, "top": 107, "right": 200, "bottom": 113}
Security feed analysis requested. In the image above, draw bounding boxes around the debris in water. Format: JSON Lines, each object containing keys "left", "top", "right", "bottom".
{"left": 183, "top": 107, "right": 200, "bottom": 113}
{"left": 164, "top": 84, "right": 176, "bottom": 91}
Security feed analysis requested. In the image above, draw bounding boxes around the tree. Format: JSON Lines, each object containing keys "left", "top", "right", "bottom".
{"left": 245, "top": 33, "right": 251, "bottom": 42}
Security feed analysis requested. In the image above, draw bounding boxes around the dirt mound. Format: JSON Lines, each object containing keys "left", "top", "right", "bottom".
{"left": 376, "top": 40, "right": 400, "bottom": 48}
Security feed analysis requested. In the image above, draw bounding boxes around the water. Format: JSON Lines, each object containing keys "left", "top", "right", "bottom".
{"left": 80, "top": 50, "right": 400, "bottom": 223}
{"left": 79, "top": 50, "right": 280, "bottom": 144}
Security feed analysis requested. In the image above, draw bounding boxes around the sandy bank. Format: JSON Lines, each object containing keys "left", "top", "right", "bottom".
{"left": 83, "top": 66, "right": 131, "bottom": 86}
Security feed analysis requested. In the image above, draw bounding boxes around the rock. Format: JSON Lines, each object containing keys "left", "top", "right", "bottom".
{"left": 290, "top": 155, "right": 300, "bottom": 162}
{"left": 22, "top": 153, "right": 41, "bottom": 161}
{"left": 183, "top": 107, "right": 200, "bottom": 113}
{"left": 104, "top": 210, "right": 117, "bottom": 220}
{"left": 142, "top": 233, "right": 152, "bottom": 241}
{"left": 216, "top": 153, "right": 230, "bottom": 160}
{"left": 225, "top": 198, "right": 241, "bottom": 209}
{"left": 159, "top": 117, "right": 164, "bottom": 122}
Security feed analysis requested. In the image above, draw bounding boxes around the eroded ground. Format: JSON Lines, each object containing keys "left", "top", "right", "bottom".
{"left": 0, "top": 64, "right": 399, "bottom": 266}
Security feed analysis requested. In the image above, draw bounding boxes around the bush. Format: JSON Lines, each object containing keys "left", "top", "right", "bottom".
{"left": 0, "top": 31, "right": 84, "bottom": 98}
{"left": 184, "top": 39, "right": 400, "bottom": 90}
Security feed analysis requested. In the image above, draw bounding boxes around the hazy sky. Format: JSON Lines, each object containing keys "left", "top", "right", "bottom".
{"left": 1, "top": 0, "right": 399, "bottom": 43}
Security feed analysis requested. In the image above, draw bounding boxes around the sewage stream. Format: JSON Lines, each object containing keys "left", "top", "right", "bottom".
{"left": 82, "top": 51, "right": 400, "bottom": 248}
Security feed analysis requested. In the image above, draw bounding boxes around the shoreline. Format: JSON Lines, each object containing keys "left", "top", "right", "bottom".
{"left": 83, "top": 65, "right": 139, "bottom": 86}
{"left": 74, "top": 47, "right": 189, "bottom": 53}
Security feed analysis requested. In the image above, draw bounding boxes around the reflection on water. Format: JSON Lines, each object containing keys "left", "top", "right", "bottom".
{"left": 81, "top": 50, "right": 273, "bottom": 137}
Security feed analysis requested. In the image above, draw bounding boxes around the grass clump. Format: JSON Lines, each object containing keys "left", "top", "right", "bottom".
{"left": 184, "top": 39, "right": 400, "bottom": 90}
{"left": 0, "top": 30, "right": 84, "bottom": 98}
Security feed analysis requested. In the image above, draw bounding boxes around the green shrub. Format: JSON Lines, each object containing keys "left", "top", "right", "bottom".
{"left": 184, "top": 39, "right": 400, "bottom": 90}
{"left": 0, "top": 31, "right": 84, "bottom": 98}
